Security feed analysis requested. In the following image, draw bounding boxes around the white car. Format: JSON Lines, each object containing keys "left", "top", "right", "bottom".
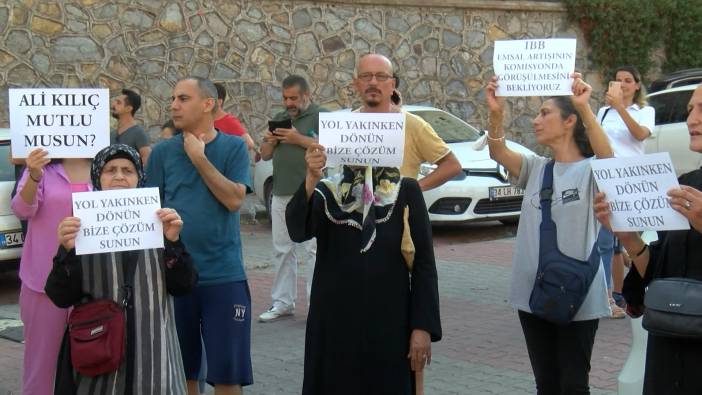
{"left": 646, "top": 84, "right": 702, "bottom": 176}
{"left": 0, "top": 128, "right": 24, "bottom": 270}
{"left": 253, "top": 106, "right": 536, "bottom": 224}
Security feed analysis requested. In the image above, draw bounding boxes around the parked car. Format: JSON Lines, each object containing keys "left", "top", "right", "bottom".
{"left": 0, "top": 129, "right": 24, "bottom": 271}
{"left": 253, "top": 106, "right": 536, "bottom": 225}
{"left": 649, "top": 68, "right": 702, "bottom": 93}
{"left": 645, "top": 84, "right": 702, "bottom": 175}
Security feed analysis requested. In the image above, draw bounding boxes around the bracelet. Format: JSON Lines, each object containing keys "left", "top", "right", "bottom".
{"left": 486, "top": 134, "right": 506, "bottom": 142}
{"left": 633, "top": 243, "right": 648, "bottom": 258}
{"left": 29, "top": 173, "right": 41, "bottom": 183}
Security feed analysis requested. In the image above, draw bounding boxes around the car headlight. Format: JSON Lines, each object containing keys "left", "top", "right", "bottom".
{"left": 419, "top": 163, "right": 437, "bottom": 177}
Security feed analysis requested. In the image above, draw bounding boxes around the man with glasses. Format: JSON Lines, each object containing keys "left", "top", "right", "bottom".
{"left": 353, "top": 54, "right": 462, "bottom": 190}
{"left": 258, "top": 75, "right": 328, "bottom": 322}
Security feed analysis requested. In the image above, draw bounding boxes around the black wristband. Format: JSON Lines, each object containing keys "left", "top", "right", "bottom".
{"left": 633, "top": 243, "right": 648, "bottom": 258}
{"left": 29, "top": 173, "right": 41, "bottom": 183}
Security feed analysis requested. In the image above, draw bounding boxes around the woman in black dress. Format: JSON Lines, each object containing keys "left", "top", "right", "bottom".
{"left": 287, "top": 144, "right": 442, "bottom": 395}
{"left": 594, "top": 85, "right": 702, "bottom": 393}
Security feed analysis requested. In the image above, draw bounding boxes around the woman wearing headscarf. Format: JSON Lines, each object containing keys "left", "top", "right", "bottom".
{"left": 287, "top": 144, "right": 442, "bottom": 395}
{"left": 45, "top": 144, "right": 196, "bottom": 394}
{"left": 594, "top": 84, "right": 702, "bottom": 394}
{"left": 485, "top": 73, "right": 613, "bottom": 394}
{"left": 11, "top": 150, "right": 92, "bottom": 395}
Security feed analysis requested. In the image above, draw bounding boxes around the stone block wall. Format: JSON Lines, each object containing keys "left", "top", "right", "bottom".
{"left": 0, "top": 0, "right": 599, "bottom": 153}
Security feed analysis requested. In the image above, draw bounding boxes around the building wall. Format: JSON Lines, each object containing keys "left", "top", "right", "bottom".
{"left": 0, "top": 0, "right": 598, "bottom": 152}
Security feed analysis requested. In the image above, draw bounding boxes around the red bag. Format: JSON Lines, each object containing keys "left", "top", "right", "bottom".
{"left": 68, "top": 299, "right": 125, "bottom": 377}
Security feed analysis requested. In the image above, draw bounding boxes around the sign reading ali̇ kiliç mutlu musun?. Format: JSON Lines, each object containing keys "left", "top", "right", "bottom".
{"left": 9, "top": 88, "right": 110, "bottom": 158}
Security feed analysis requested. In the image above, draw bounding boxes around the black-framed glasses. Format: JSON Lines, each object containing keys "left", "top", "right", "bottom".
{"left": 357, "top": 73, "right": 393, "bottom": 82}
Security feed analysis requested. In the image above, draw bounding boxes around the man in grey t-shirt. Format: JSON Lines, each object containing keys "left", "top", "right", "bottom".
{"left": 110, "top": 88, "right": 151, "bottom": 165}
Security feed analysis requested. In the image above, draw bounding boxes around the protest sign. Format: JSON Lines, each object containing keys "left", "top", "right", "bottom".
{"left": 318, "top": 112, "right": 405, "bottom": 167}
{"left": 72, "top": 187, "right": 164, "bottom": 255}
{"left": 591, "top": 152, "right": 690, "bottom": 232}
{"left": 9, "top": 88, "right": 110, "bottom": 158}
{"left": 493, "top": 38, "right": 577, "bottom": 96}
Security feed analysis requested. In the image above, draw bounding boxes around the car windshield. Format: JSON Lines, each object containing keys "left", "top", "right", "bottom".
{"left": 410, "top": 110, "right": 481, "bottom": 143}
{"left": 0, "top": 144, "right": 15, "bottom": 182}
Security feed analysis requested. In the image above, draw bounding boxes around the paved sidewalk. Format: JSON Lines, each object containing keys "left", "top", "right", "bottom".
{"left": 0, "top": 222, "right": 629, "bottom": 394}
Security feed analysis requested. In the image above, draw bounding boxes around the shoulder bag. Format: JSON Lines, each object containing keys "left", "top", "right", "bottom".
{"left": 67, "top": 258, "right": 137, "bottom": 377}
{"left": 529, "top": 161, "right": 601, "bottom": 325}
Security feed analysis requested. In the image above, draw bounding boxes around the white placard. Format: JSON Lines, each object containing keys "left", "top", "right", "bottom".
{"left": 591, "top": 153, "right": 690, "bottom": 232}
{"left": 318, "top": 112, "right": 405, "bottom": 167}
{"left": 493, "top": 38, "right": 577, "bottom": 96}
{"left": 73, "top": 187, "right": 164, "bottom": 255}
{"left": 9, "top": 88, "right": 110, "bottom": 158}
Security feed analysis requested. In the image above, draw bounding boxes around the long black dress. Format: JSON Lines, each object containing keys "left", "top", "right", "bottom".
{"left": 623, "top": 168, "right": 702, "bottom": 394}
{"left": 287, "top": 177, "right": 442, "bottom": 395}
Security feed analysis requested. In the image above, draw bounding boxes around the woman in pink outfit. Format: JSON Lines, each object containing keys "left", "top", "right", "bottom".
{"left": 11, "top": 148, "right": 92, "bottom": 395}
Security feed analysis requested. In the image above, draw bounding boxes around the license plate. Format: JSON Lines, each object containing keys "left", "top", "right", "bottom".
{"left": 489, "top": 186, "right": 524, "bottom": 201}
{"left": 0, "top": 231, "right": 24, "bottom": 248}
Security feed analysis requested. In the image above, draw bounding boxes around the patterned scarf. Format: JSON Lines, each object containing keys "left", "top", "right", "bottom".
{"left": 321, "top": 165, "right": 401, "bottom": 253}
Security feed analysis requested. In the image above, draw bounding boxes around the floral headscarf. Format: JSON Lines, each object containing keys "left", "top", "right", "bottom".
{"left": 321, "top": 165, "right": 401, "bottom": 253}
{"left": 90, "top": 144, "right": 145, "bottom": 190}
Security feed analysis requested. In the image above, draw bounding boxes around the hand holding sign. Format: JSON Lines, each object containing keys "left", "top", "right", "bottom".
{"left": 305, "top": 143, "right": 327, "bottom": 181}
{"left": 485, "top": 76, "right": 505, "bottom": 117}
{"left": 57, "top": 216, "right": 81, "bottom": 251}
{"left": 157, "top": 208, "right": 183, "bottom": 242}
{"left": 25, "top": 148, "right": 50, "bottom": 182}
{"left": 668, "top": 185, "right": 702, "bottom": 232}
{"left": 570, "top": 73, "right": 592, "bottom": 110}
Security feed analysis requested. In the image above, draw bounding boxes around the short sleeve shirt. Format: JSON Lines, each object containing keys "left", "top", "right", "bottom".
{"left": 146, "top": 132, "right": 251, "bottom": 285}
{"left": 400, "top": 111, "right": 451, "bottom": 178}
{"left": 508, "top": 154, "right": 610, "bottom": 321}
{"left": 271, "top": 103, "right": 329, "bottom": 196}
{"left": 597, "top": 104, "right": 655, "bottom": 157}
{"left": 214, "top": 113, "right": 247, "bottom": 137}
{"left": 110, "top": 125, "right": 150, "bottom": 151}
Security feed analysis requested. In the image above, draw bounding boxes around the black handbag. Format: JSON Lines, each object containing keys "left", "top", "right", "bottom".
{"left": 643, "top": 277, "right": 702, "bottom": 338}
{"left": 529, "top": 161, "right": 601, "bottom": 325}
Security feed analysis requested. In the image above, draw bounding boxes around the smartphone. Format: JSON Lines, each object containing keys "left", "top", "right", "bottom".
{"left": 268, "top": 119, "right": 292, "bottom": 133}
{"left": 608, "top": 81, "right": 621, "bottom": 92}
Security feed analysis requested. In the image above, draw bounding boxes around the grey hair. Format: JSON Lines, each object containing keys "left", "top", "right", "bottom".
{"left": 181, "top": 76, "right": 219, "bottom": 114}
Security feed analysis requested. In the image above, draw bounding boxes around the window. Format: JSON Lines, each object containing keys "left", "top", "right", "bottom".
{"left": 648, "top": 89, "right": 694, "bottom": 125}
{"left": 0, "top": 144, "right": 15, "bottom": 182}
{"left": 411, "top": 110, "right": 481, "bottom": 143}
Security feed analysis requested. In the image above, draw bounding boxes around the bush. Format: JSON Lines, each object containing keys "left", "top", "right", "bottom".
{"left": 564, "top": 0, "right": 702, "bottom": 78}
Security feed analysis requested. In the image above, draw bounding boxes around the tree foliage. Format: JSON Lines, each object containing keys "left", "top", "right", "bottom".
{"left": 564, "top": 0, "right": 702, "bottom": 78}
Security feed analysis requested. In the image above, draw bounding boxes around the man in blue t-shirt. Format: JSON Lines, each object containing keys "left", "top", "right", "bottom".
{"left": 146, "top": 77, "right": 252, "bottom": 395}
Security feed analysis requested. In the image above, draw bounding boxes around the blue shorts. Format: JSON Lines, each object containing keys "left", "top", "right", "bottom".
{"left": 174, "top": 280, "right": 253, "bottom": 386}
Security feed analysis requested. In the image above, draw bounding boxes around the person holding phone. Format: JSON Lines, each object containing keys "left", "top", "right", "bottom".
{"left": 258, "top": 75, "right": 329, "bottom": 322}
{"left": 595, "top": 66, "right": 655, "bottom": 318}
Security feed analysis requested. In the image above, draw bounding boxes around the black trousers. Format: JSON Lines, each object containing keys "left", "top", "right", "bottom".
{"left": 518, "top": 310, "right": 599, "bottom": 395}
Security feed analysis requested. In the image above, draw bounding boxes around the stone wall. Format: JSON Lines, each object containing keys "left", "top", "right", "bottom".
{"left": 0, "top": 0, "right": 598, "bottom": 152}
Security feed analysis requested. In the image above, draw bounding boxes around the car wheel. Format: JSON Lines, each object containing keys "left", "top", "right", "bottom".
{"left": 500, "top": 218, "right": 519, "bottom": 226}
{"left": 264, "top": 179, "right": 273, "bottom": 225}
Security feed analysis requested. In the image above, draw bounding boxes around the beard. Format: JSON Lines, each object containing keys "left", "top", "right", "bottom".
{"left": 111, "top": 111, "right": 119, "bottom": 119}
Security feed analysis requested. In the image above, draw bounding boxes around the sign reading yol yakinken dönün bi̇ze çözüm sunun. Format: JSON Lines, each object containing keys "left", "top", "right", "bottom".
{"left": 318, "top": 112, "right": 405, "bottom": 168}
{"left": 591, "top": 152, "right": 690, "bottom": 232}
{"left": 72, "top": 187, "right": 164, "bottom": 255}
